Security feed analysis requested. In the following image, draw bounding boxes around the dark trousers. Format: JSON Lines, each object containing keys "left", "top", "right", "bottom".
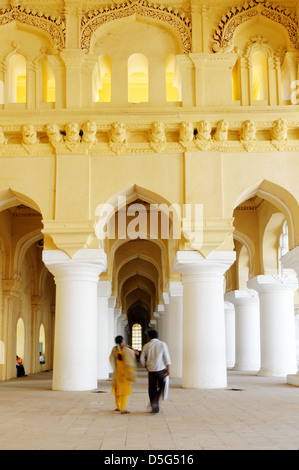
{"left": 148, "top": 370, "right": 165, "bottom": 411}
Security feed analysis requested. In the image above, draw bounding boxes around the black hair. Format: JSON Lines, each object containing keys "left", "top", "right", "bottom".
{"left": 115, "top": 335, "right": 124, "bottom": 345}
{"left": 148, "top": 330, "right": 158, "bottom": 339}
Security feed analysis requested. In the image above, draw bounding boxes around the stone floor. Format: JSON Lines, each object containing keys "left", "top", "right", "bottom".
{"left": 0, "top": 368, "right": 299, "bottom": 451}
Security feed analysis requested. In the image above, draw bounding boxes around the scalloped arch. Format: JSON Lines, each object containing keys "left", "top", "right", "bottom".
{"left": 213, "top": 0, "right": 298, "bottom": 52}
{"left": 0, "top": 5, "right": 65, "bottom": 51}
{"left": 80, "top": 1, "right": 191, "bottom": 54}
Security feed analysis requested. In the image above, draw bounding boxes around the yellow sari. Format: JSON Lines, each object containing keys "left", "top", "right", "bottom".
{"left": 109, "top": 345, "right": 136, "bottom": 411}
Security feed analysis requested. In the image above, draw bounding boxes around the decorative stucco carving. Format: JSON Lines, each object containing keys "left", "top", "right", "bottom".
{"left": 195, "top": 120, "right": 212, "bottom": 150}
{"left": 179, "top": 122, "right": 194, "bottom": 143}
{"left": 82, "top": 120, "right": 98, "bottom": 145}
{"left": 0, "top": 3, "right": 65, "bottom": 51}
{"left": 240, "top": 120, "right": 257, "bottom": 142}
{"left": 45, "top": 123, "right": 63, "bottom": 145}
{"left": 271, "top": 118, "right": 288, "bottom": 141}
{"left": 80, "top": 0, "right": 192, "bottom": 55}
{"left": 21, "top": 124, "right": 39, "bottom": 145}
{"left": 179, "top": 121, "right": 195, "bottom": 150}
{"left": 0, "top": 118, "right": 299, "bottom": 157}
{"left": 65, "top": 122, "right": 81, "bottom": 143}
{"left": 214, "top": 120, "right": 229, "bottom": 141}
{"left": 148, "top": 122, "right": 166, "bottom": 152}
{"left": 109, "top": 122, "right": 127, "bottom": 154}
{"left": 271, "top": 118, "right": 288, "bottom": 150}
{"left": 213, "top": 0, "right": 298, "bottom": 53}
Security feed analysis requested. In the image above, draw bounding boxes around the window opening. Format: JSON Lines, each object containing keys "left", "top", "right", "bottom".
{"left": 165, "top": 53, "right": 181, "bottom": 102}
{"left": 93, "top": 55, "right": 111, "bottom": 102}
{"left": 132, "top": 323, "right": 142, "bottom": 350}
{"left": 128, "top": 53, "right": 148, "bottom": 103}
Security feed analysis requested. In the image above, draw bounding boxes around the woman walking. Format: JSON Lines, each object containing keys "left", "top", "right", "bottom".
{"left": 109, "top": 336, "right": 138, "bottom": 414}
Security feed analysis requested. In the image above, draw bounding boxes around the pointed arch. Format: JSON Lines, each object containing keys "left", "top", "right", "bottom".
{"left": 233, "top": 180, "right": 299, "bottom": 250}
{"left": 213, "top": 0, "right": 298, "bottom": 53}
{"left": 0, "top": 6, "right": 65, "bottom": 52}
{"left": 81, "top": 2, "right": 191, "bottom": 55}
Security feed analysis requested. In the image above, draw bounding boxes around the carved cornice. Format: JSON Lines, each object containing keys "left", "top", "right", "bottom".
{"left": 213, "top": 0, "right": 298, "bottom": 53}
{"left": 80, "top": 0, "right": 192, "bottom": 54}
{"left": 0, "top": 117, "right": 298, "bottom": 155}
{"left": 0, "top": 3, "right": 65, "bottom": 51}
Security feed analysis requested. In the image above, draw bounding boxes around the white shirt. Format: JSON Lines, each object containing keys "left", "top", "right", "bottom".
{"left": 140, "top": 338, "right": 171, "bottom": 372}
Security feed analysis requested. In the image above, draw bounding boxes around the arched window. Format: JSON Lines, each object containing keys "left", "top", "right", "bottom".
{"left": 93, "top": 55, "right": 111, "bottom": 102}
{"left": 132, "top": 323, "right": 142, "bottom": 351}
{"left": 128, "top": 53, "right": 148, "bottom": 103}
{"left": 9, "top": 53, "right": 27, "bottom": 103}
{"left": 252, "top": 51, "right": 268, "bottom": 101}
{"left": 41, "top": 59, "right": 55, "bottom": 103}
{"left": 165, "top": 53, "right": 181, "bottom": 102}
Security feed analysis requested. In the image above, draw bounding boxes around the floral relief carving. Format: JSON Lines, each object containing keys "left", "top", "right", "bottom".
{"left": 213, "top": 0, "right": 298, "bottom": 53}
{"left": 80, "top": 0, "right": 192, "bottom": 54}
{"left": 0, "top": 4, "right": 65, "bottom": 51}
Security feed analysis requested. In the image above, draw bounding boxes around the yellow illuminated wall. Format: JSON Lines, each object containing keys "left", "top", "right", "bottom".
{"left": 128, "top": 53, "right": 148, "bottom": 103}
{"left": 252, "top": 51, "right": 268, "bottom": 101}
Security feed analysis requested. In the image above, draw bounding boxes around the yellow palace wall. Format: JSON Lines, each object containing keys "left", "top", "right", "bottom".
{"left": 0, "top": 0, "right": 298, "bottom": 381}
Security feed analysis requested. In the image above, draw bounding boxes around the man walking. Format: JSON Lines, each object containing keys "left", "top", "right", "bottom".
{"left": 140, "top": 330, "right": 171, "bottom": 413}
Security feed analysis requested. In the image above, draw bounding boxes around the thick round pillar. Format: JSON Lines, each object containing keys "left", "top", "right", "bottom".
{"left": 225, "top": 290, "right": 260, "bottom": 371}
{"left": 97, "top": 281, "right": 111, "bottom": 380}
{"left": 281, "top": 247, "right": 299, "bottom": 385}
{"left": 224, "top": 301, "right": 235, "bottom": 369}
{"left": 248, "top": 273, "right": 298, "bottom": 377}
{"left": 43, "top": 249, "right": 107, "bottom": 391}
{"left": 173, "top": 250, "right": 236, "bottom": 389}
{"left": 167, "top": 282, "right": 183, "bottom": 378}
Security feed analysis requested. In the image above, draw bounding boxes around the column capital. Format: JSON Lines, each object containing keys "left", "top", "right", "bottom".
{"left": 97, "top": 280, "right": 111, "bottom": 298}
{"left": 248, "top": 273, "right": 298, "bottom": 293}
{"left": 42, "top": 248, "right": 107, "bottom": 282}
{"left": 168, "top": 281, "right": 183, "bottom": 297}
{"left": 173, "top": 250, "right": 236, "bottom": 277}
{"left": 225, "top": 289, "right": 259, "bottom": 306}
{"left": 282, "top": 247, "right": 299, "bottom": 275}
{"left": 224, "top": 301, "right": 234, "bottom": 311}
{"left": 109, "top": 296, "right": 117, "bottom": 310}
{"left": 162, "top": 292, "right": 169, "bottom": 305}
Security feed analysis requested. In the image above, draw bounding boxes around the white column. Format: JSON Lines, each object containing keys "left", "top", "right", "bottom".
{"left": 153, "top": 312, "right": 160, "bottom": 334}
{"left": 42, "top": 249, "right": 107, "bottom": 391}
{"left": 109, "top": 297, "right": 117, "bottom": 374}
{"left": 97, "top": 281, "right": 111, "bottom": 380}
{"left": 225, "top": 290, "right": 260, "bottom": 371}
{"left": 248, "top": 273, "right": 298, "bottom": 377}
{"left": 173, "top": 250, "right": 236, "bottom": 389}
{"left": 162, "top": 292, "right": 170, "bottom": 344}
{"left": 224, "top": 301, "right": 235, "bottom": 369}
{"left": 157, "top": 304, "right": 165, "bottom": 340}
{"left": 282, "top": 247, "right": 299, "bottom": 385}
{"left": 167, "top": 282, "right": 183, "bottom": 378}
{"left": 113, "top": 307, "right": 121, "bottom": 339}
